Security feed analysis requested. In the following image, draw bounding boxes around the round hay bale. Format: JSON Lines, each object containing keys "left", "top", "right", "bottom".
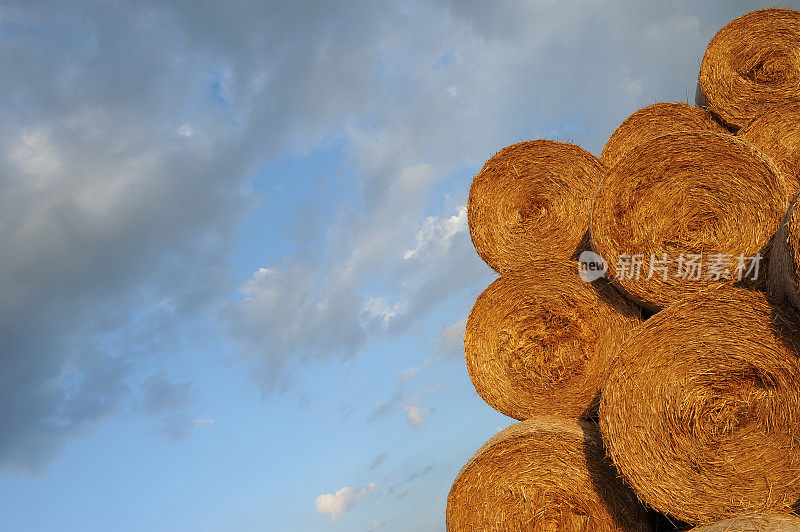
{"left": 600, "top": 287, "right": 800, "bottom": 525}
{"left": 446, "top": 417, "right": 649, "bottom": 532}
{"left": 698, "top": 8, "right": 800, "bottom": 130}
{"left": 591, "top": 131, "right": 787, "bottom": 311}
{"left": 768, "top": 192, "right": 800, "bottom": 310}
{"left": 739, "top": 101, "right": 800, "bottom": 200}
{"left": 468, "top": 140, "right": 604, "bottom": 274}
{"left": 692, "top": 514, "right": 800, "bottom": 531}
{"left": 600, "top": 102, "right": 727, "bottom": 169}
{"left": 464, "top": 258, "right": 642, "bottom": 421}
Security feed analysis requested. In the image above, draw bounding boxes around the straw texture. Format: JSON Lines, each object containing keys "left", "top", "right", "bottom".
{"left": 464, "top": 259, "right": 642, "bottom": 421}
{"left": 768, "top": 192, "right": 800, "bottom": 310}
{"left": 468, "top": 140, "right": 604, "bottom": 274}
{"left": 601, "top": 102, "right": 727, "bottom": 169}
{"left": 600, "top": 287, "right": 800, "bottom": 525}
{"left": 739, "top": 101, "right": 800, "bottom": 201}
{"left": 698, "top": 8, "right": 800, "bottom": 130}
{"left": 446, "top": 417, "right": 649, "bottom": 532}
{"left": 591, "top": 131, "right": 787, "bottom": 311}
{"left": 692, "top": 514, "right": 800, "bottom": 531}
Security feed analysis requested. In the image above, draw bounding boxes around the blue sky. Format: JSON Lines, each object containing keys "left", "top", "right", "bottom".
{"left": 0, "top": 1, "right": 793, "bottom": 531}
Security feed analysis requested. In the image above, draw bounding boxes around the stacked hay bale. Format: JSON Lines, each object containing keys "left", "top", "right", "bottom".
{"left": 448, "top": 8, "right": 800, "bottom": 532}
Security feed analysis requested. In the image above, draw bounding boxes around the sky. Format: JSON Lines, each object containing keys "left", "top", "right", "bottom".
{"left": 0, "top": 1, "right": 795, "bottom": 531}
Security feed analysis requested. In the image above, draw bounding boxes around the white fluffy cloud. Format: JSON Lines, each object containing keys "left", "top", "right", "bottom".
{"left": 315, "top": 482, "right": 379, "bottom": 521}
{"left": 367, "top": 389, "right": 438, "bottom": 429}
{"left": 403, "top": 404, "right": 430, "bottom": 429}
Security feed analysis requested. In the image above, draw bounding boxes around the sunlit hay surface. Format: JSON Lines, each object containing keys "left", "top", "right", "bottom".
{"left": 468, "top": 140, "right": 604, "bottom": 274}
{"left": 691, "top": 513, "right": 800, "bottom": 531}
{"left": 464, "top": 259, "right": 642, "bottom": 421}
{"left": 698, "top": 8, "right": 800, "bottom": 130}
{"left": 591, "top": 131, "right": 787, "bottom": 311}
{"left": 600, "top": 288, "right": 800, "bottom": 525}
{"left": 739, "top": 101, "right": 800, "bottom": 201}
{"left": 769, "top": 192, "right": 800, "bottom": 311}
{"left": 601, "top": 102, "right": 728, "bottom": 169}
{"left": 446, "top": 417, "right": 649, "bottom": 532}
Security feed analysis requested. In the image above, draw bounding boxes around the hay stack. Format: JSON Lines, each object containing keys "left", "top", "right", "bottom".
{"left": 591, "top": 131, "right": 787, "bottom": 311}
{"left": 464, "top": 259, "right": 641, "bottom": 421}
{"left": 600, "top": 102, "right": 727, "bottom": 169}
{"left": 739, "top": 101, "right": 800, "bottom": 200}
{"left": 446, "top": 417, "right": 649, "bottom": 532}
{"left": 468, "top": 140, "right": 604, "bottom": 274}
{"left": 692, "top": 514, "right": 800, "bottom": 531}
{"left": 698, "top": 8, "right": 800, "bottom": 130}
{"left": 600, "top": 287, "right": 800, "bottom": 525}
{"left": 768, "top": 192, "right": 800, "bottom": 310}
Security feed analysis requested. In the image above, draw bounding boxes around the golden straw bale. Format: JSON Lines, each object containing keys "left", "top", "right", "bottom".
{"left": 446, "top": 417, "right": 649, "bottom": 532}
{"left": 468, "top": 140, "right": 604, "bottom": 274}
{"left": 739, "top": 101, "right": 800, "bottom": 201}
{"left": 698, "top": 8, "right": 800, "bottom": 130}
{"left": 591, "top": 131, "right": 787, "bottom": 311}
{"left": 465, "top": 259, "right": 642, "bottom": 421}
{"left": 692, "top": 513, "right": 800, "bottom": 531}
{"left": 601, "top": 102, "right": 727, "bottom": 169}
{"left": 600, "top": 287, "right": 800, "bottom": 525}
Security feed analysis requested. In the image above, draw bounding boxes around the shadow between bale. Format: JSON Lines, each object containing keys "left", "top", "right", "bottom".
{"left": 769, "top": 191, "right": 800, "bottom": 310}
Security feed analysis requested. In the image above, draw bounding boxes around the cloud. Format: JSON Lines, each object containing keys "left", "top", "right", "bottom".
{"left": 231, "top": 201, "right": 489, "bottom": 396}
{"left": 370, "top": 451, "right": 389, "bottom": 470}
{"left": 370, "top": 521, "right": 386, "bottom": 531}
{"left": 140, "top": 373, "right": 195, "bottom": 415}
{"left": 367, "top": 391, "right": 404, "bottom": 424}
{"left": 368, "top": 384, "right": 442, "bottom": 428}
{"left": 392, "top": 488, "right": 410, "bottom": 500}
{"left": 215, "top": 0, "right": 773, "bottom": 405}
{"left": 0, "top": 2, "right": 251, "bottom": 471}
{"left": 429, "top": 318, "right": 468, "bottom": 363}
{"left": 150, "top": 413, "right": 214, "bottom": 444}
{"left": 0, "top": 0, "right": 780, "bottom": 472}
{"left": 387, "top": 464, "right": 436, "bottom": 496}
{"left": 363, "top": 206, "right": 490, "bottom": 336}
{"left": 227, "top": 262, "right": 365, "bottom": 395}
{"left": 192, "top": 417, "right": 215, "bottom": 427}
{"left": 367, "top": 390, "right": 432, "bottom": 428}
{"left": 403, "top": 403, "right": 429, "bottom": 429}
{"left": 397, "top": 366, "right": 420, "bottom": 383}
{"left": 139, "top": 374, "right": 203, "bottom": 443}
{"left": 315, "top": 482, "right": 378, "bottom": 522}
{"left": 156, "top": 414, "right": 194, "bottom": 444}
{"left": 402, "top": 465, "right": 435, "bottom": 485}
{"left": 220, "top": 0, "right": 736, "bottom": 401}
